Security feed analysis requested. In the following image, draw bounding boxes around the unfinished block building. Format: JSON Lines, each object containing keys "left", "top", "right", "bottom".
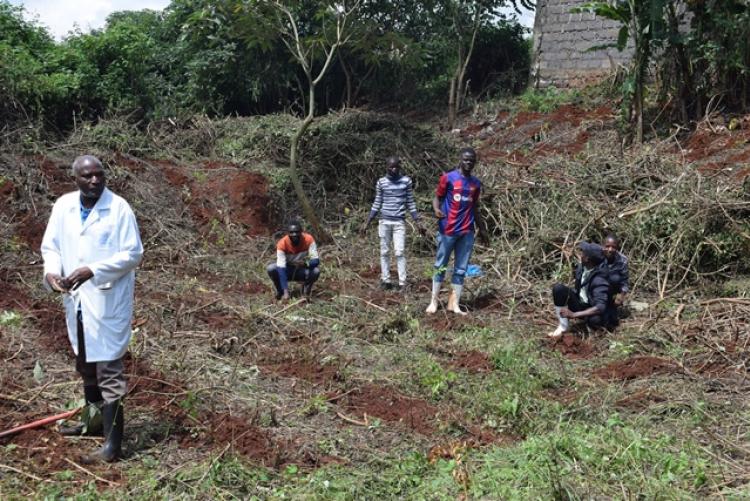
{"left": 531, "top": 0, "right": 634, "bottom": 87}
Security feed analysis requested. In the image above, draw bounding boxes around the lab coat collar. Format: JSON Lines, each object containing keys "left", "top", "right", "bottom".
{"left": 80, "top": 188, "right": 113, "bottom": 233}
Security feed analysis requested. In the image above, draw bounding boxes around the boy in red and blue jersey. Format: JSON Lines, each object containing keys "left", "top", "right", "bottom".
{"left": 426, "top": 147, "right": 489, "bottom": 315}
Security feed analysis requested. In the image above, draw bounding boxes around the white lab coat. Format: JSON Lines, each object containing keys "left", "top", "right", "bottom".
{"left": 41, "top": 188, "right": 143, "bottom": 362}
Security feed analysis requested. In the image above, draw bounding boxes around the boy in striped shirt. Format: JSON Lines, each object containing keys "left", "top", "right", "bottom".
{"left": 361, "top": 156, "right": 426, "bottom": 291}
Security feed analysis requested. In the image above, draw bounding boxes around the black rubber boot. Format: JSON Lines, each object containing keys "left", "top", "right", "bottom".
{"left": 59, "top": 385, "right": 103, "bottom": 436}
{"left": 81, "top": 399, "right": 123, "bottom": 463}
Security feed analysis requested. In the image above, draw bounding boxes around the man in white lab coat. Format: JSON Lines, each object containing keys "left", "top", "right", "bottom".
{"left": 41, "top": 155, "right": 143, "bottom": 463}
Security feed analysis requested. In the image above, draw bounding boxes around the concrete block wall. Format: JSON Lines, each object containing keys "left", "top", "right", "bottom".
{"left": 531, "top": 0, "right": 634, "bottom": 87}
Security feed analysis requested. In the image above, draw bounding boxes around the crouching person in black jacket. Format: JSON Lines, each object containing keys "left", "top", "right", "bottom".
{"left": 549, "top": 242, "right": 613, "bottom": 338}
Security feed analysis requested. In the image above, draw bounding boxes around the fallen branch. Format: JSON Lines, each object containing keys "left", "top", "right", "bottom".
{"left": 699, "top": 298, "right": 750, "bottom": 307}
{"left": 0, "top": 463, "right": 44, "bottom": 482}
{"left": 336, "top": 411, "right": 369, "bottom": 426}
{"left": 63, "top": 458, "right": 119, "bottom": 487}
{"left": 674, "top": 304, "right": 685, "bottom": 326}
{"left": 618, "top": 197, "right": 669, "bottom": 219}
{"left": 270, "top": 298, "right": 306, "bottom": 318}
{"left": 339, "top": 295, "right": 387, "bottom": 312}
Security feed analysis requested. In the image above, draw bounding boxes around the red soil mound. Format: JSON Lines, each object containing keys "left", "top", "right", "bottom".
{"left": 125, "top": 357, "right": 320, "bottom": 467}
{"left": 474, "top": 105, "right": 613, "bottom": 167}
{"left": 1, "top": 426, "right": 123, "bottom": 483}
{"left": 156, "top": 160, "right": 271, "bottom": 236}
{"left": 594, "top": 356, "right": 676, "bottom": 381}
{"left": 227, "top": 280, "right": 267, "bottom": 295}
{"left": 340, "top": 384, "right": 438, "bottom": 435}
{"left": 548, "top": 334, "right": 596, "bottom": 360}
{"left": 423, "top": 314, "right": 472, "bottom": 332}
{"left": 37, "top": 155, "right": 71, "bottom": 197}
{"left": 0, "top": 280, "right": 68, "bottom": 354}
{"left": 449, "top": 350, "right": 494, "bottom": 373}
{"left": 261, "top": 360, "right": 341, "bottom": 386}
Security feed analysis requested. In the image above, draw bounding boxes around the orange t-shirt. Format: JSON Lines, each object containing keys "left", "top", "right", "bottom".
{"left": 276, "top": 233, "right": 318, "bottom": 267}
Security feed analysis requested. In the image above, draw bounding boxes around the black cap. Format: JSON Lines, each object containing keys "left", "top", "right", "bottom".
{"left": 579, "top": 242, "right": 605, "bottom": 266}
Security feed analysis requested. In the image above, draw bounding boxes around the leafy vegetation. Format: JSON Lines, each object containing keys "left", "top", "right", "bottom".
{"left": 577, "top": 0, "right": 750, "bottom": 141}
{"left": 0, "top": 0, "right": 530, "bottom": 134}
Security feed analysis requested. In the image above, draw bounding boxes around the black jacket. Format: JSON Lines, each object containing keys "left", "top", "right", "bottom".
{"left": 575, "top": 264, "right": 612, "bottom": 314}
{"left": 605, "top": 252, "right": 630, "bottom": 294}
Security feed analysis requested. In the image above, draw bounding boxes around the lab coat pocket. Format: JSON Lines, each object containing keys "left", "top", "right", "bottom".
{"left": 85, "top": 286, "right": 110, "bottom": 317}
{"left": 91, "top": 223, "right": 114, "bottom": 249}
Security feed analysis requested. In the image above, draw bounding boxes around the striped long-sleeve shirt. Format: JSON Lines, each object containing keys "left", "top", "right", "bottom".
{"left": 368, "top": 175, "right": 419, "bottom": 222}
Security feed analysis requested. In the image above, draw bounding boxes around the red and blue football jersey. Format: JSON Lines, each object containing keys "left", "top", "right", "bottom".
{"left": 436, "top": 169, "right": 481, "bottom": 236}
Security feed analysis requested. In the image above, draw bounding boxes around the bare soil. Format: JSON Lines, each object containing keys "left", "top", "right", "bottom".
{"left": 548, "top": 334, "right": 597, "bottom": 360}
{"left": 593, "top": 356, "right": 677, "bottom": 381}
{"left": 338, "top": 384, "right": 439, "bottom": 435}
{"left": 448, "top": 350, "right": 494, "bottom": 373}
{"left": 156, "top": 159, "right": 271, "bottom": 237}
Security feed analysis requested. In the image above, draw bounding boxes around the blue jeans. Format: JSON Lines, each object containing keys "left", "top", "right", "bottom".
{"left": 266, "top": 263, "right": 320, "bottom": 295}
{"left": 432, "top": 231, "right": 475, "bottom": 285}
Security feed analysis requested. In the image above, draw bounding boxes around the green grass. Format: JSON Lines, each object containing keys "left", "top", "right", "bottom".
{"left": 258, "top": 419, "right": 712, "bottom": 500}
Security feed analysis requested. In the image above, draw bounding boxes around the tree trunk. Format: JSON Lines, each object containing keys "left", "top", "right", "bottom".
{"left": 338, "top": 51, "right": 353, "bottom": 109}
{"left": 631, "top": 7, "right": 645, "bottom": 144}
{"left": 635, "top": 75, "right": 644, "bottom": 144}
{"left": 287, "top": 77, "right": 332, "bottom": 244}
{"left": 448, "top": 70, "right": 458, "bottom": 129}
{"left": 447, "top": 6, "right": 480, "bottom": 130}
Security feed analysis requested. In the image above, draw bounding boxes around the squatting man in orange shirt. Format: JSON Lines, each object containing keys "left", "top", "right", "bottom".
{"left": 266, "top": 221, "right": 320, "bottom": 301}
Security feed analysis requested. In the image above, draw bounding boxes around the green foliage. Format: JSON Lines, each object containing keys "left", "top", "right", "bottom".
{"left": 302, "top": 394, "right": 331, "bottom": 416}
{"left": 470, "top": 422, "right": 711, "bottom": 498}
{"left": 271, "top": 421, "right": 711, "bottom": 499}
{"left": 0, "top": 0, "right": 530, "bottom": 134}
{"left": 0, "top": 309, "right": 22, "bottom": 327}
{"left": 579, "top": 0, "right": 750, "bottom": 131}
{"left": 416, "top": 359, "right": 457, "bottom": 399}
{"left": 518, "top": 87, "right": 579, "bottom": 113}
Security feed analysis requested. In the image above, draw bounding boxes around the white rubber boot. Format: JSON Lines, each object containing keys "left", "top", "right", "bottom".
{"left": 447, "top": 284, "right": 467, "bottom": 316}
{"left": 425, "top": 280, "right": 441, "bottom": 314}
{"left": 548, "top": 307, "right": 569, "bottom": 338}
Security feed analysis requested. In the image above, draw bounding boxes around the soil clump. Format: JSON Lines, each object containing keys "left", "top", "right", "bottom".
{"left": 338, "top": 384, "right": 439, "bottom": 435}
{"left": 594, "top": 356, "right": 677, "bottom": 381}
{"left": 548, "top": 334, "right": 596, "bottom": 360}
{"left": 449, "top": 350, "right": 494, "bottom": 373}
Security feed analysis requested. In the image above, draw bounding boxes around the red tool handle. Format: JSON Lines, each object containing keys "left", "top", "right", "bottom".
{"left": 0, "top": 407, "right": 82, "bottom": 439}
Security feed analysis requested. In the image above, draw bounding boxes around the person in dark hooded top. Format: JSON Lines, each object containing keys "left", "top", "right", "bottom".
{"left": 548, "top": 242, "right": 613, "bottom": 338}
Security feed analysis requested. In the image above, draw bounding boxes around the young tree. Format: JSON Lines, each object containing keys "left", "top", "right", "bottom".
{"left": 239, "top": 0, "right": 361, "bottom": 243}
{"left": 574, "top": 0, "right": 668, "bottom": 143}
{"left": 437, "top": 0, "right": 528, "bottom": 129}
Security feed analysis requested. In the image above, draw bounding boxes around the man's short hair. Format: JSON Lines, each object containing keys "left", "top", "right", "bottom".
{"left": 459, "top": 147, "right": 476, "bottom": 157}
{"left": 286, "top": 219, "right": 303, "bottom": 231}
{"left": 386, "top": 156, "right": 400, "bottom": 165}
{"left": 604, "top": 234, "right": 620, "bottom": 246}
{"left": 71, "top": 155, "right": 103, "bottom": 176}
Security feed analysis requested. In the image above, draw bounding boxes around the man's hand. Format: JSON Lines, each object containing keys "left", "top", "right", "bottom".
{"left": 46, "top": 273, "right": 68, "bottom": 293}
{"left": 61, "top": 267, "right": 93, "bottom": 291}
{"left": 613, "top": 293, "right": 627, "bottom": 306}
{"left": 434, "top": 208, "right": 446, "bottom": 219}
{"left": 280, "top": 290, "right": 290, "bottom": 302}
{"left": 559, "top": 307, "right": 575, "bottom": 319}
{"left": 478, "top": 230, "right": 490, "bottom": 246}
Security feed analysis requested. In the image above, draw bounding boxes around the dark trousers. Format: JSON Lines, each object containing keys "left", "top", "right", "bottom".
{"left": 552, "top": 283, "right": 607, "bottom": 330}
{"left": 266, "top": 263, "right": 320, "bottom": 295}
{"left": 76, "top": 311, "right": 127, "bottom": 403}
